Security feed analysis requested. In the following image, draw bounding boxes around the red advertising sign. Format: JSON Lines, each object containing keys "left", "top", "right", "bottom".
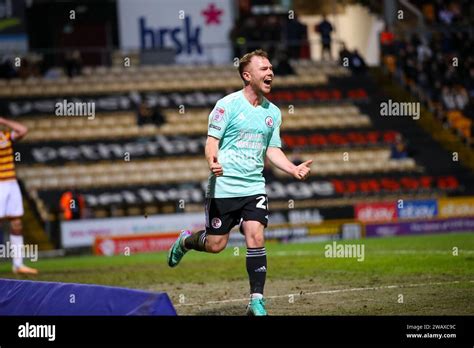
{"left": 355, "top": 202, "right": 397, "bottom": 223}
{"left": 94, "top": 232, "right": 180, "bottom": 256}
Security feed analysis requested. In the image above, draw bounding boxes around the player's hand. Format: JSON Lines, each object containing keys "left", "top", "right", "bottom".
{"left": 210, "top": 156, "right": 223, "bottom": 176}
{"left": 293, "top": 160, "right": 312, "bottom": 180}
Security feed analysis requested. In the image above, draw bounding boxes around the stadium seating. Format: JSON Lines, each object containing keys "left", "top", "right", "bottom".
{"left": 18, "top": 105, "right": 372, "bottom": 141}
{"left": 16, "top": 148, "right": 419, "bottom": 191}
{"left": 0, "top": 62, "right": 342, "bottom": 97}
{"left": 3, "top": 59, "right": 469, "bottom": 240}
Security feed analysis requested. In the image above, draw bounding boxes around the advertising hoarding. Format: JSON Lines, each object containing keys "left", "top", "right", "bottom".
{"left": 61, "top": 212, "right": 205, "bottom": 248}
{"left": 365, "top": 217, "right": 474, "bottom": 237}
{"left": 118, "top": 0, "right": 234, "bottom": 64}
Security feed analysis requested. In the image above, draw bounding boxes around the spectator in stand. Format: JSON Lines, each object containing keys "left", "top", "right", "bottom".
{"left": 430, "top": 79, "right": 442, "bottom": 101}
{"left": 152, "top": 106, "right": 166, "bottom": 127}
{"left": 64, "top": 50, "right": 82, "bottom": 78}
{"left": 453, "top": 85, "right": 469, "bottom": 110}
{"left": 258, "top": 15, "right": 281, "bottom": 58}
{"left": 315, "top": 15, "right": 334, "bottom": 61}
{"left": 416, "top": 61, "right": 430, "bottom": 93}
{"left": 17, "top": 58, "right": 32, "bottom": 79}
{"left": 0, "top": 57, "right": 17, "bottom": 79}
{"left": 338, "top": 43, "right": 351, "bottom": 66}
{"left": 137, "top": 101, "right": 165, "bottom": 127}
{"left": 274, "top": 51, "right": 295, "bottom": 76}
{"left": 438, "top": 5, "right": 454, "bottom": 24}
{"left": 450, "top": 1, "right": 463, "bottom": 22}
{"left": 338, "top": 45, "right": 367, "bottom": 73}
{"left": 349, "top": 49, "right": 367, "bottom": 74}
{"left": 60, "top": 190, "right": 86, "bottom": 220}
{"left": 416, "top": 38, "right": 432, "bottom": 64}
{"left": 384, "top": 2, "right": 473, "bottom": 142}
{"left": 390, "top": 135, "right": 408, "bottom": 159}
{"left": 285, "top": 14, "right": 308, "bottom": 59}
{"left": 243, "top": 16, "right": 260, "bottom": 53}
{"left": 440, "top": 84, "right": 468, "bottom": 111}
{"left": 405, "top": 57, "right": 418, "bottom": 84}
{"left": 380, "top": 24, "right": 395, "bottom": 55}
{"left": 421, "top": 1, "right": 436, "bottom": 24}
{"left": 441, "top": 85, "right": 457, "bottom": 110}
{"left": 229, "top": 17, "right": 246, "bottom": 58}
{"left": 466, "top": 66, "right": 474, "bottom": 98}
{"left": 137, "top": 101, "right": 153, "bottom": 126}
{"left": 43, "top": 67, "right": 63, "bottom": 80}
{"left": 410, "top": 0, "right": 472, "bottom": 25}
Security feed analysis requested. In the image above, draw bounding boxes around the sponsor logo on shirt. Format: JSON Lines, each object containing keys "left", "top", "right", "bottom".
{"left": 236, "top": 131, "right": 264, "bottom": 150}
{"left": 209, "top": 124, "right": 221, "bottom": 131}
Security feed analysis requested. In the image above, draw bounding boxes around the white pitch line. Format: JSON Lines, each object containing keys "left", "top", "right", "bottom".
{"left": 271, "top": 249, "right": 474, "bottom": 257}
{"left": 174, "top": 279, "right": 474, "bottom": 307}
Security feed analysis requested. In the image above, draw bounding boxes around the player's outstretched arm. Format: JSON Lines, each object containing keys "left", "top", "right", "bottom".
{"left": 205, "top": 135, "right": 223, "bottom": 176}
{"left": 266, "top": 147, "right": 312, "bottom": 180}
{"left": 0, "top": 117, "right": 28, "bottom": 141}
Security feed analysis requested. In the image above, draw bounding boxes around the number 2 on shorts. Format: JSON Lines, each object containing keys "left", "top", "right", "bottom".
{"left": 256, "top": 195, "right": 268, "bottom": 210}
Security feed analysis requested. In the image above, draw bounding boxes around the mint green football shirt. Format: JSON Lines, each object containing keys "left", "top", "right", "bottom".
{"left": 206, "top": 90, "right": 282, "bottom": 198}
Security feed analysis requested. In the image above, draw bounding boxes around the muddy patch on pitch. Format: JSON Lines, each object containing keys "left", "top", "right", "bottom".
{"left": 145, "top": 277, "right": 474, "bottom": 315}
{"left": 147, "top": 278, "right": 341, "bottom": 315}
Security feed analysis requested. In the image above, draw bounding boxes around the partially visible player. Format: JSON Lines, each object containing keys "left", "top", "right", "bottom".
{"left": 167, "top": 49, "right": 312, "bottom": 315}
{"left": 0, "top": 117, "right": 38, "bottom": 275}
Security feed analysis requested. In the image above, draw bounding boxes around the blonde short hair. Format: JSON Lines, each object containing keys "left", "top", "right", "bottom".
{"left": 238, "top": 49, "right": 269, "bottom": 82}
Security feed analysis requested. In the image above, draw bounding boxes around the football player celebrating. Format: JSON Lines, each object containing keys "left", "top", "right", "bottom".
{"left": 168, "top": 50, "right": 312, "bottom": 315}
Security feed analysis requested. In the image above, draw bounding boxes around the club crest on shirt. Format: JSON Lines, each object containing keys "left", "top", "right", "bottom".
{"left": 265, "top": 116, "right": 274, "bottom": 128}
{"left": 211, "top": 217, "right": 222, "bottom": 229}
{"left": 212, "top": 107, "right": 225, "bottom": 122}
{"left": 0, "top": 133, "right": 9, "bottom": 147}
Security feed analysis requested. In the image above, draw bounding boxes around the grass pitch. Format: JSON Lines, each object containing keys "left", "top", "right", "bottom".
{"left": 1, "top": 232, "right": 473, "bottom": 315}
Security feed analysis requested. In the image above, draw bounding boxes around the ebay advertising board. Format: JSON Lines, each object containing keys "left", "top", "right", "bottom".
{"left": 355, "top": 202, "right": 397, "bottom": 223}
{"left": 397, "top": 199, "right": 438, "bottom": 220}
{"left": 365, "top": 217, "right": 474, "bottom": 237}
{"left": 356, "top": 199, "right": 439, "bottom": 223}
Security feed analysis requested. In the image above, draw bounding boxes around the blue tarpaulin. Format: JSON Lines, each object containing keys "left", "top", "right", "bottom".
{"left": 0, "top": 279, "right": 177, "bottom": 316}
